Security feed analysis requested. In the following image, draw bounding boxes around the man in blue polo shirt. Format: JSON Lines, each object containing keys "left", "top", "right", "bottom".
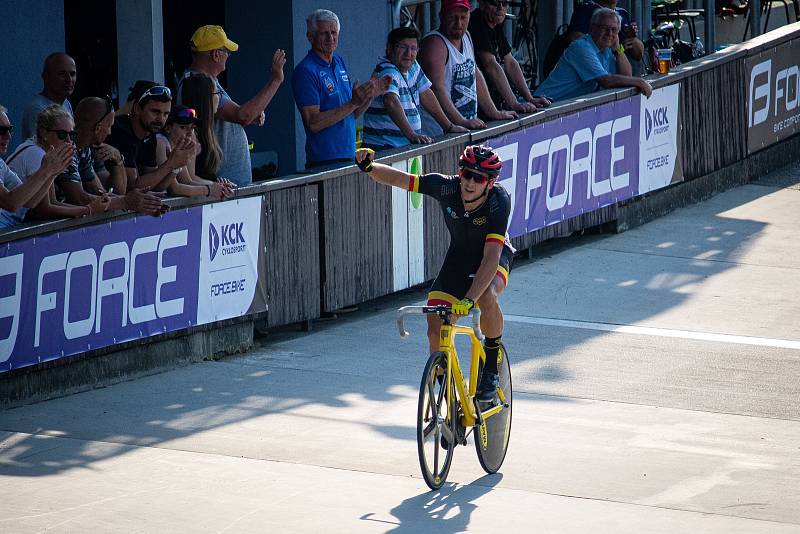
{"left": 534, "top": 8, "right": 652, "bottom": 102}
{"left": 292, "top": 9, "right": 391, "bottom": 169}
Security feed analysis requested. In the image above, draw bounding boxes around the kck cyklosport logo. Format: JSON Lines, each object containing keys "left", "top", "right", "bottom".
{"left": 645, "top": 106, "right": 670, "bottom": 140}
{"left": 208, "top": 222, "right": 246, "bottom": 261}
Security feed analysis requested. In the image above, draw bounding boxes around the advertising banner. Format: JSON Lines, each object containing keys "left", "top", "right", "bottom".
{"left": 746, "top": 39, "right": 800, "bottom": 154}
{"left": 0, "top": 197, "right": 266, "bottom": 373}
{"left": 639, "top": 84, "right": 683, "bottom": 193}
{"left": 489, "top": 88, "right": 681, "bottom": 238}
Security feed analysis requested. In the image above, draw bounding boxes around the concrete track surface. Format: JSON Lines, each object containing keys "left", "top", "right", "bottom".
{"left": 2, "top": 163, "right": 800, "bottom": 533}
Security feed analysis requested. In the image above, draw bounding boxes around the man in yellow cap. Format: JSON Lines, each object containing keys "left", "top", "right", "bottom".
{"left": 178, "top": 25, "right": 286, "bottom": 186}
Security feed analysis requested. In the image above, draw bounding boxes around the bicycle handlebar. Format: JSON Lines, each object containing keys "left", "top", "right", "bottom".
{"left": 396, "top": 306, "right": 484, "bottom": 341}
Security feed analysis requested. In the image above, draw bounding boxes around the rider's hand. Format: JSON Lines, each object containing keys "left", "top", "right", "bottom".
{"left": 451, "top": 297, "right": 475, "bottom": 316}
{"left": 355, "top": 148, "right": 375, "bottom": 172}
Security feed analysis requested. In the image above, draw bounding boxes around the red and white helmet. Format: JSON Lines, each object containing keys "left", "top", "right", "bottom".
{"left": 458, "top": 145, "right": 502, "bottom": 179}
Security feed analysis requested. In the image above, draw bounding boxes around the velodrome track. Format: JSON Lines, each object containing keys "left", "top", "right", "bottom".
{"left": 1, "top": 163, "right": 799, "bottom": 533}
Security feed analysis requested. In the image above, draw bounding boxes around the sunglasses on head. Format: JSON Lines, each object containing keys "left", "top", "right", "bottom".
{"left": 93, "top": 95, "right": 114, "bottom": 131}
{"left": 177, "top": 107, "right": 197, "bottom": 119}
{"left": 487, "top": 0, "right": 510, "bottom": 7}
{"left": 0, "top": 125, "right": 13, "bottom": 136}
{"left": 48, "top": 129, "right": 78, "bottom": 142}
{"left": 460, "top": 168, "right": 491, "bottom": 184}
{"left": 137, "top": 85, "right": 172, "bottom": 104}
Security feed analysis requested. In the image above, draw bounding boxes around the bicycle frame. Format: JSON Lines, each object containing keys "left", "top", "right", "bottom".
{"left": 397, "top": 306, "right": 508, "bottom": 430}
{"left": 439, "top": 322, "right": 506, "bottom": 429}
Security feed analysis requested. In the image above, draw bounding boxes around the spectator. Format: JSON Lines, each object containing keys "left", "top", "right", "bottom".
{"left": 180, "top": 25, "right": 286, "bottom": 186}
{"left": 292, "top": 9, "right": 391, "bottom": 169}
{"left": 567, "top": 1, "right": 645, "bottom": 63}
{"left": 534, "top": 8, "right": 652, "bottom": 102}
{"left": 179, "top": 74, "right": 225, "bottom": 181}
{"left": 154, "top": 104, "right": 233, "bottom": 200}
{"left": 418, "top": 0, "right": 515, "bottom": 137}
{"left": 0, "top": 104, "right": 73, "bottom": 229}
{"left": 117, "top": 80, "right": 158, "bottom": 117}
{"left": 362, "top": 27, "right": 469, "bottom": 150}
{"left": 22, "top": 53, "right": 77, "bottom": 140}
{"left": 469, "top": 0, "right": 551, "bottom": 113}
{"left": 9, "top": 103, "right": 164, "bottom": 219}
{"left": 106, "top": 85, "right": 194, "bottom": 192}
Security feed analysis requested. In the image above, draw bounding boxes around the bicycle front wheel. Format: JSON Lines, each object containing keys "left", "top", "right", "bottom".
{"left": 417, "top": 351, "right": 457, "bottom": 490}
{"left": 475, "top": 343, "right": 513, "bottom": 474}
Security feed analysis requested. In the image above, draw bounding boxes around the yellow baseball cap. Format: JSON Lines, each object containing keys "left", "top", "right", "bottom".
{"left": 190, "top": 25, "right": 239, "bottom": 52}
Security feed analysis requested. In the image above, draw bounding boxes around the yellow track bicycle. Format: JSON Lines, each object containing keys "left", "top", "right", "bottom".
{"left": 397, "top": 305, "right": 513, "bottom": 490}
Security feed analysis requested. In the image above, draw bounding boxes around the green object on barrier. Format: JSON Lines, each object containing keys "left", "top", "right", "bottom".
{"left": 409, "top": 156, "right": 423, "bottom": 210}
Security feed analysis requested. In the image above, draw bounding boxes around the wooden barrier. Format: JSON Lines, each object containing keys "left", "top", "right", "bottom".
{"left": 2, "top": 23, "right": 798, "bottom": 348}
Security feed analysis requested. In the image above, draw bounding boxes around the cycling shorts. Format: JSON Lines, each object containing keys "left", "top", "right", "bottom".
{"left": 427, "top": 246, "right": 513, "bottom": 306}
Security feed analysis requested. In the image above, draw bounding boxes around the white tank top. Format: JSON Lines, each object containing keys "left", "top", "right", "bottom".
{"left": 423, "top": 30, "right": 478, "bottom": 120}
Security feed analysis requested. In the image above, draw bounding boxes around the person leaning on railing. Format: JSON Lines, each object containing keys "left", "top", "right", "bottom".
{"left": 362, "top": 26, "right": 469, "bottom": 151}
{"left": 154, "top": 103, "right": 234, "bottom": 200}
{"left": 0, "top": 104, "right": 74, "bottom": 229}
{"left": 534, "top": 8, "right": 652, "bottom": 102}
{"left": 6, "top": 103, "right": 165, "bottom": 222}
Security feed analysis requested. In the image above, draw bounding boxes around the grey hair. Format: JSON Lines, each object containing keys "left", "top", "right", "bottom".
{"left": 590, "top": 7, "right": 622, "bottom": 27}
{"left": 36, "top": 104, "right": 73, "bottom": 136}
{"left": 307, "top": 9, "right": 340, "bottom": 34}
{"left": 0, "top": 104, "right": 6, "bottom": 114}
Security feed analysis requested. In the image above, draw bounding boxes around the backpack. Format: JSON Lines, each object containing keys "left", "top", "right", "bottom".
{"left": 542, "top": 24, "right": 571, "bottom": 79}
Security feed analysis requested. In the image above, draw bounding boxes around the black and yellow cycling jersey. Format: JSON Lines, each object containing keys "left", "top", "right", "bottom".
{"left": 407, "top": 173, "right": 514, "bottom": 305}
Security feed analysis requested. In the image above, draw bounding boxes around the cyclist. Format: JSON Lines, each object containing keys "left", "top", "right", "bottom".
{"left": 356, "top": 145, "right": 513, "bottom": 401}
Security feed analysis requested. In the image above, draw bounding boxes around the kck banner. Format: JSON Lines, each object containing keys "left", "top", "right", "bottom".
{"left": 746, "top": 39, "right": 800, "bottom": 154}
{"left": 0, "top": 197, "right": 267, "bottom": 373}
{"left": 489, "top": 87, "right": 682, "bottom": 238}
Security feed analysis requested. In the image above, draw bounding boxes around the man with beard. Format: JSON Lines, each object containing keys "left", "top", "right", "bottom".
{"left": 22, "top": 53, "right": 77, "bottom": 139}
{"left": 106, "top": 85, "right": 193, "bottom": 192}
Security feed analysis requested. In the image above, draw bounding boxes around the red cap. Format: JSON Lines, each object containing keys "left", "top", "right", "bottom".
{"left": 441, "top": 0, "right": 472, "bottom": 12}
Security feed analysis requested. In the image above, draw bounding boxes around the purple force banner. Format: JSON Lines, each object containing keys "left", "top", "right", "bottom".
{"left": 0, "top": 197, "right": 266, "bottom": 373}
{"left": 489, "top": 86, "right": 682, "bottom": 238}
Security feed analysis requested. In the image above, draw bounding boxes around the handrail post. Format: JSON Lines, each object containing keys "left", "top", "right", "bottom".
{"left": 751, "top": 0, "right": 762, "bottom": 38}
{"left": 704, "top": 0, "right": 715, "bottom": 52}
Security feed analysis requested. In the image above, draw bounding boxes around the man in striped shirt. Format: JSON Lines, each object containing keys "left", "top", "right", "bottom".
{"left": 363, "top": 27, "right": 468, "bottom": 150}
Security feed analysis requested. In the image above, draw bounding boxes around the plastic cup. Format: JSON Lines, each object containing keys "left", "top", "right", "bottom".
{"left": 657, "top": 48, "right": 672, "bottom": 74}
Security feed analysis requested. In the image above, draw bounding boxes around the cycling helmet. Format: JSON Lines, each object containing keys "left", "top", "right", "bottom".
{"left": 458, "top": 145, "right": 502, "bottom": 179}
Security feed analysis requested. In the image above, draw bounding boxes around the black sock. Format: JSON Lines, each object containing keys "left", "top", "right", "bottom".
{"left": 483, "top": 336, "right": 501, "bottom": 375}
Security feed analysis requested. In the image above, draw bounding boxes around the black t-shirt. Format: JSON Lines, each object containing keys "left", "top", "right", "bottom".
{"left": 411, "top": 173, "right": 511, "bottom": 259}
{"left": 469, "top": 10, "right": 514, "bottom": 109}
{"left": 469, "top": 10, "right": 512, "bottom": 65}
{"left": 106, "top": 115, "right": 158, "bottom": 171}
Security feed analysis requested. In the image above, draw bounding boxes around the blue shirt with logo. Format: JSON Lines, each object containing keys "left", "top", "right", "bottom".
{"left": 534, "top": 34, "right": 617, "bottom": 102}
{"left": 292, "top": 51, "right": 355, "bottom": 164}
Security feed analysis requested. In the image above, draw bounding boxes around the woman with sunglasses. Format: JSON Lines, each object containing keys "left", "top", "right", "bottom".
{"left": 355, "top": 144, "right": 514, "bottom": 402}
{"left": 6, "top": 104, "right": 110, "bottom": 221}
{"left": 153, "top": 105, "right": 233, "bottom": 200}
{"left": 0, "top": 104, "right": 74, "bottom": 229}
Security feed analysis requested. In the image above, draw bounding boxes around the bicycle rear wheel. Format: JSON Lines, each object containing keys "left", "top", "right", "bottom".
{"left": 417, "top": 351, "right": 457, "bottom": 490}
{"left": 475, "top": 344, "right": 513, "bottom": 474}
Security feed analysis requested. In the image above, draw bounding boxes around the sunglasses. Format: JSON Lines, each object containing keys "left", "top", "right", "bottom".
{"left": 93, "top": 95, "right": 114, "bottom": 131}
{"left": 460, "top": 168, "right": 490, "bottom": 184}
{"left": 0, "top": 125, "right": 12, "bottom": 136}
{"left": 177, "top": 107, "right": 197, "bottom": 119}
{"left": 137, "top": 85, "right": 172, "bottom": 104}
{"left": 48, "top": 129, "right": 78, "bottom": 142}
{"left": 487, "top": 0, "right": 510, "bottom": 7}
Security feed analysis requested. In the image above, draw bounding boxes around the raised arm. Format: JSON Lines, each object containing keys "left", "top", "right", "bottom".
{"left": 355, "top": 148, "right": 413, "bottom": 189}
{"left": 216, "top": 49, "right": 286, "bottom": 126}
